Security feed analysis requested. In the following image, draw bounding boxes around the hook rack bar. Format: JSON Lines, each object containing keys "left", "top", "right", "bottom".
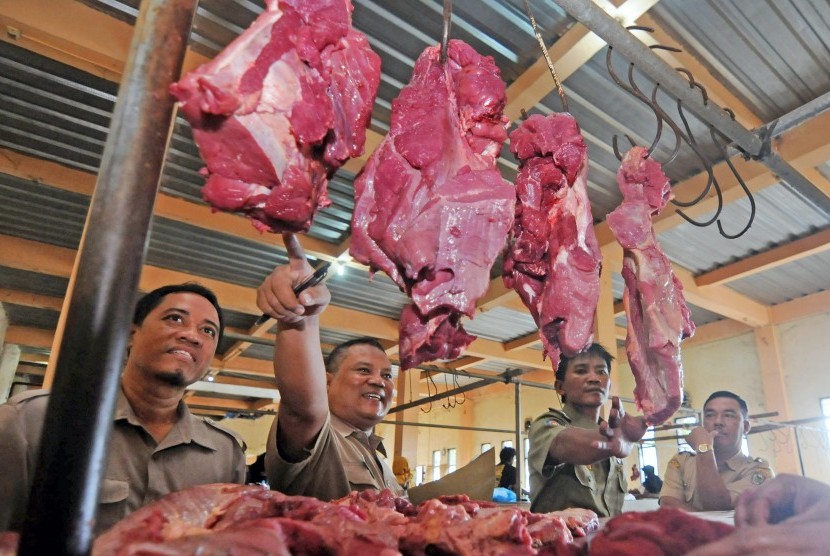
{"left": 552, "top": 0, "right": 830, "bottom": 216}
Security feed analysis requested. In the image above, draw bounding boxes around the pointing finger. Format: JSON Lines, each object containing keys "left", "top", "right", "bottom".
{"left": 282, "top": 233, "right": 312, "bottom": 274}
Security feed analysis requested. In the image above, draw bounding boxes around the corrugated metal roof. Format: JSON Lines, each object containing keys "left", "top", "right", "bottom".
{"left": 658, "top": 185, "right": 829, "bottom": 274}
{"left": 464, "top": 306, "right": 538, "bottom": 342}
{"left": 0, "top": 172, "right": 88, "bottom": 250}
{"left": 2, "top": 303, "right": 59, "bottom": 330}
{"left": 0, "top": 267, "right": 68, "bottom": 298}
{"left": 651, "top": 0, "right": 830, "bottom": 121}
{"left": 728, "top": 249, "right": 830, "bottom": 305}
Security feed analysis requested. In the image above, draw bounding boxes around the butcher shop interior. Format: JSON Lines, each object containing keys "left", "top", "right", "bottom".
{"left": 1, "top": 0, "right": 830, "bottom": 553}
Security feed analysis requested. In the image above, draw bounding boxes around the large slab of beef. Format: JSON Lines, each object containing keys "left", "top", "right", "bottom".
{"left": 503, "top": 113, "right": 602, "bottom": 368}
{"left": 90, "top": 484, "right": 595, "bottom": 555}
{"left": 588, "top": 507, "right": 733, "bottom": 554}
{"left": 349, "top": 39, "right": 514, "bottom": 369}
{"left": 170, "top": 0, "right": 380, "bottom": 233}
{"left": 606, "top": 147, "right": 695, "bottom": 425}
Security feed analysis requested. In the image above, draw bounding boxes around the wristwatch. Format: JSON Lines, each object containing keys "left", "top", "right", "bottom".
{"left": 696, "top": 443, "right": 711, "bottom": 453}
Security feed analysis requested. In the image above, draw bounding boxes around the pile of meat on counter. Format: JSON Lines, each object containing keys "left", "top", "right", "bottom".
{"left": 34, "top": 483, "right": 728, "bottom": 555}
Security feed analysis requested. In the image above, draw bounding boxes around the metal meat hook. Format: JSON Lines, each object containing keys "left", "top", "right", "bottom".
{"left": 440, "top": 0, "right": 452, "bottom": 63}
{"left": 523, "top": 0, "right": 569, "bottom": 112}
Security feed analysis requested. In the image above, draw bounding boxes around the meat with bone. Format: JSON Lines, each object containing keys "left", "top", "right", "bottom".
{"left": 350, "top": 39, "right": 513, "bottom": 369}
{"left": 606, "top": 147, "right": 695, "bottom": 425}
{"left": 91, "top": 485, "right": 594, "bottom": 555}
{"left": 503, "top": 113, "right": 602, "bottom": 367}
{"left": 170, "top": 0, "right": 380, "bottom": 233}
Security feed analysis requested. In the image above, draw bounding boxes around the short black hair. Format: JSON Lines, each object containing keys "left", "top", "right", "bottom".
{"left": 499, "top": 446, "right": 516, "bottom": 464}
{"left": 133, "top": 283, "right": 224, "bottom": 342}
{"left": 325, "top": 337, "right": 387, "bottom": 374}
{"left": 704, "top": 390, "right": 748, "bottom": 418}
{"left": 555, "top": 343, "right": 615, "bottom": 382}
{"left": 642, "top": 465, "right": 655, "bottom": 475}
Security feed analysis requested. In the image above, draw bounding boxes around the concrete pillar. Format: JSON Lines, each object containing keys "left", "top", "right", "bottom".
{"left": 393, "top": 368, "right": 420, "bottom": 465}
{"left": 598, "top": 244, "right": 622, "bottom": 396}
{"left": 754, "top": 325, "right": 800, "bottom": 474}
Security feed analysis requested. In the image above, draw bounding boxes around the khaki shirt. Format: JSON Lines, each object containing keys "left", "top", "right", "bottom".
{"left": 528, "top": 404, "right": 627, "bottom": 517}
{"left": 0, "top": 388, "right": 246, "bottom": 535}
{"left": 661, "top": 450, "right": 774, "bottom": 510}
{"left": 265, "top": 411, "right": 403, "bottom": 501}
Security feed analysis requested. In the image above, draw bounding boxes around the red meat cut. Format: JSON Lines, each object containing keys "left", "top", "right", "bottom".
{"left": 503, "top": 113, "right": 602, "bottom": 368}
{"left": 588, "top": 507, "right": 733, "bottom": 555}
{"left": 606, "top": 147, "right": 695, "bottom": 425}
{"left": 350, "top": 39, "right": 513, "bottom": 369}
{"left": 91, "top": 485, "right": 591, "bottom": 555}
{"left": 170, "top": 0, "right": 380, "bottom": 233}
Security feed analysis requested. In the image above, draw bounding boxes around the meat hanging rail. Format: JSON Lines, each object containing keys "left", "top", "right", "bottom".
{"left": 17, "top": 1, "right": 198, "bottom": 554}
{"left": 551, "top": 0, "right": 830, "bottom": 219}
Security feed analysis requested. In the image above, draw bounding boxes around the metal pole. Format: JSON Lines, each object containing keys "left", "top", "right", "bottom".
{"left": 381, "top": 420, "right": 516, "bottom": 434}
{"left": 794, "top": 427, "right": 806, "bottom": 477}
{"left": 514, "top": 381, "right": 522, "bottom": 501}
{"left": 18, "top": 1, "right": 197, "bottom": 554}
{"left": 388, "top": 378, "right": 496, "bottom": 413}
{"left": 552, "top": 0, "right": 830, "bottom": 215}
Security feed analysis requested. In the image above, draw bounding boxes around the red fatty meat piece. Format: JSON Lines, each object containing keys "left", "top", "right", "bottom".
{"left": 588, "top": 507, "right": 734, "bottom": 555}
{"left": 503, "top": 113, "right": 602, "bottom": 367}
{"left": 606, "top": 147, "right": 695, "bottom": 425}
{"left": 350, "top": 39, "right": 513, "bottom": 369}
{"left": 170, "top": 0, "right": 380, "bottom": 233}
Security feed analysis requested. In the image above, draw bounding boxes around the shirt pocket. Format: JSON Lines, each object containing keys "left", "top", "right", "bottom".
{"left": 99, "top": 478, "right": 129, "bottom": 524}
{"left": 573, "top": 465, "right": 596, "bottom": 490}
{"left": 617, "top": 466, "right": 628, "bottom": 493}
{"left": 344, "top": 460, "right": 378, "bottom": 490}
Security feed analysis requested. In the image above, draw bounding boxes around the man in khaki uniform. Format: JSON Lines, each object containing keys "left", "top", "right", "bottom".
{"left": 259, "top": 235, "right": 403, "bottom": 500}
{"left": 660, "top": 390, "right": 773, "bottom": 511}
{"left": 0, "top": 284, "right": 246, "bottom": 535}
{"left": 528, "top": 344, "right": 647, "bottom": 517}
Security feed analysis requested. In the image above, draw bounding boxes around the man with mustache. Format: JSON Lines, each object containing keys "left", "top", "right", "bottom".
{"left": 0, "top": 284, "right": 246, "bottom": 534}
{"left": 528, "top": 343, "right": 648, "bottom": 517}
{"left": 660, "top": 390, "right": 774, "bottom": 511}
{"left": 258, "top": 234, "right": 403, "bottom": 500}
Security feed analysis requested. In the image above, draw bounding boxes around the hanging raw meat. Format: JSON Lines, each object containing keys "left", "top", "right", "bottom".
{"left": 350, "top": 39, "right": 514, "bottom": 369}
{"left": 502, "top": 113, "right": 602, "bottom": 368}
{"left": 170, "top": 0, "right": 381, "bottom": 233}
{"left": 606, "top": 146, "right": 695, "bottom": 425}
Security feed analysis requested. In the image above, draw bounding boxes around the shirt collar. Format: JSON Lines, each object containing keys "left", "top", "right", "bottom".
{"left": 723, "top": 450, "right": 750, "bottom": 470}
{"left": 560, "top": 401, "right": 604, "bottom": 428}
{"left": 331, "top": 413, "right": 386, "bottom": 455}
{"left": 114, "top": 386, "right": 216, "bottom": 451}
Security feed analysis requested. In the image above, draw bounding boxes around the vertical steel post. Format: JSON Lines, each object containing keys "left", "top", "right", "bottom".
{"left": 18, "top": 0, "right": 197, "bottom": 553}
{"left": 514, "top": 381, "right": 522, "bottom": 501}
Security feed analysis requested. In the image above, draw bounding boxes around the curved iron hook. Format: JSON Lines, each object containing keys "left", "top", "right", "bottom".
{"left": 606, "top": 44, "right": 662, "bottom": 157}
{"left": 710, "top": 124, "right": 756, "bottom": 238}
{"left": 624, "top": 62, "right": 664, "bottom": 157}
{"left": 650, "top": 83, "right": 681, "bottom": 165}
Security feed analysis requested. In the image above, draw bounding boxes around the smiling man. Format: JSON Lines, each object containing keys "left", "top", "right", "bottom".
{"left": 0, "top": 284, "right": 246, "bottom": 535}
{"left": 528, "top": 343, "right": 647, "bottom": 517}
{"left": 660, "top": 390, "right": 774, "bottom": 511}
{"left": 259, "top": 234, "right": 403, "bottom": 500}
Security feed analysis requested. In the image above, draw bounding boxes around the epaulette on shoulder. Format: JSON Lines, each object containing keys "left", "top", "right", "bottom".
{"left": 9, "top": 389, "right": 50, "bottom": 405}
